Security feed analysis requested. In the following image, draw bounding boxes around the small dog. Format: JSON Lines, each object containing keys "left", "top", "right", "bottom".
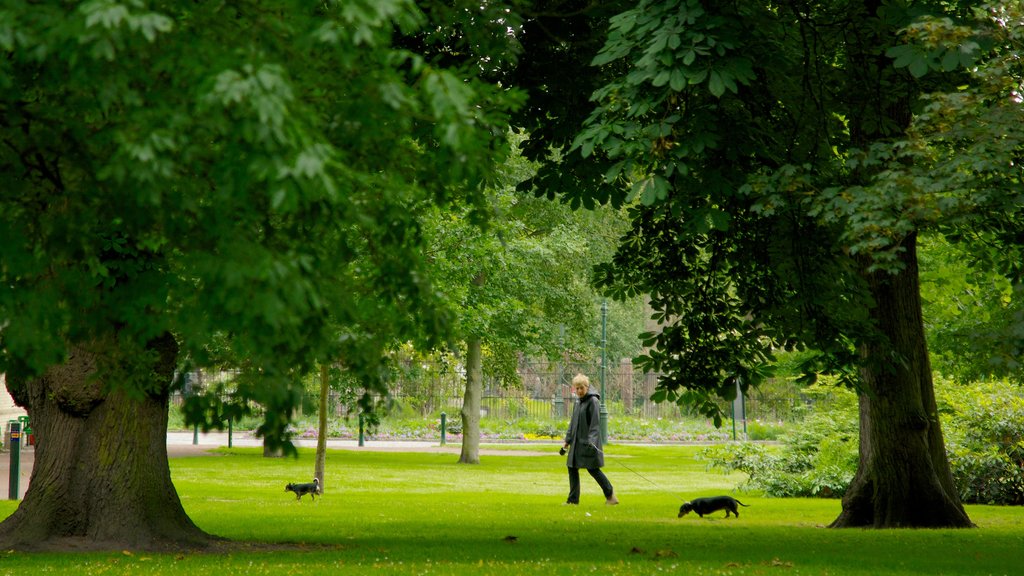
{"left": 285, "top": 478, "right": 321, "bottom": 502}
{"left": 678, "top": 496, "right": 749, "bottom": 518}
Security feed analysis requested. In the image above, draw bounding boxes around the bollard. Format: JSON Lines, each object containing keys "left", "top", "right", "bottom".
{"left": 228, "top": 417, "right": 233, "bottom": 449}
{"left": 8, "top": 421, "right": 20, "bottom": 500}
{"left": 358, "top": 413, "right": 364, "bottom": 447}
{"left": 193, "top": 423, "right": 199, "bottom": 445}
{"left": 440, "top": 412, "right": 447, "bottom": 446}
{"left": 17, "top": 415, "right": 31, "bottom": 447}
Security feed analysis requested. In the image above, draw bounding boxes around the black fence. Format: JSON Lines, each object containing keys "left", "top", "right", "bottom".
{"left": 173, "top": 360, "right": 815, "bottom": 424}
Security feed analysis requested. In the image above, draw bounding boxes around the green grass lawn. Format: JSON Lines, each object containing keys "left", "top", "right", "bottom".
{"left": 0, "top": 444, "right": 1020, "bottom": 575}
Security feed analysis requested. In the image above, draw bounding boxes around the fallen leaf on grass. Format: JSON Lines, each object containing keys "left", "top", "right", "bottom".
{"left": 652, "top": 550, "right": 678, "bottom": 559}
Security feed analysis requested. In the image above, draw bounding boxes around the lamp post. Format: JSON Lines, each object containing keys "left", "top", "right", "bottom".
{"left": 554, "top": 324, "right": 565, "bottom": 417}
{"left": 599, "top": 300, "right": 609, "bottom": 444}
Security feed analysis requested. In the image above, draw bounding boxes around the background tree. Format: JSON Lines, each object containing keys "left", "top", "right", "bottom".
{"left": 423, "top": 136, "right": 634, "bottom": 464}
{"left": 515, "top": 0, "right": 1020, "bottom": 528}
{"left": 919, "top": 236, "right": 1023, "bottom": 384}
{"left": 0, "top": 0, "right": 521, "bottom": 551}
{"left": 315, "top": 363, "right": 330, "bottom": 492}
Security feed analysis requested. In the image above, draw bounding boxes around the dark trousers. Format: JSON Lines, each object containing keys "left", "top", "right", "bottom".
{"left": 567, "top": 466, "right": 614, "bottom": 504}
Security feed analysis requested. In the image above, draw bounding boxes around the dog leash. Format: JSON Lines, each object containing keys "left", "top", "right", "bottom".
{"left": 588, "top": 444, "right": 685, "bottom": 501}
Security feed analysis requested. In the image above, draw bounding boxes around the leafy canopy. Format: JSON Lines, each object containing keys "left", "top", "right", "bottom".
{"left": 525, "top": 0, "right": 1021, "bottom": 422}
{"left": 0, "top": 0, "right": 524, "bottom": 447}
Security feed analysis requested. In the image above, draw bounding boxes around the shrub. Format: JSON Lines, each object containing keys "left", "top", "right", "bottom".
{"left": 947, "top": 445, "right": 1024, "bottom": 505}
{"left": 746, "top": 419, "right": 787, "bottom": 441}
{"left": 609, "top": 417, "right": 731, "bottom": 443}
{"left": 939, "top": 380, "right": 1024, "bottom": 505}
{"left": 699, "top": 383, "right": 858, "bottom": 498}
{"left": 701, "top": 379, "right": 1024, "bottom": 504}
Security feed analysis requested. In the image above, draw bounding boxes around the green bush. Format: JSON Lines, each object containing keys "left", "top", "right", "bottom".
{"left": 699, "top": 383, "right": 858, "bottom": 498}
{"left": 947, "top": 445, "right": 1024, "bottom": 505}
{"left": 746, "top": 419, "right": 787, "bottom": 441}
{"left": 701, "top": 379, "right": 1024, "bottom": 504}
{"left": 939, "top": 380, "right": 1024, "bottom": 505}
{"left": 609, "top": 416, "right": 731, "bottom": 442}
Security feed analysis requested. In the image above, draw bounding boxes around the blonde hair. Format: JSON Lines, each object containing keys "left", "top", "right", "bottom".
{"left": 571, "top": 373, "right": 590, "bottom": 388}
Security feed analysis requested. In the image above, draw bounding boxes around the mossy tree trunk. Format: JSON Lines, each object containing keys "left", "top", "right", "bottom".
{"left": 0, "top": 334, "right": 216, "bottom": 551}
{"left": 830, "top": 236, "right": 973, "bottom": 528}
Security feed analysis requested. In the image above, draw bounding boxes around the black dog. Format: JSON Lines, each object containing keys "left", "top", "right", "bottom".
{"left": 678, "top": 496, "right": 749, "bottom": 518}
{"left": 285, "top": 478, "right": 321, "bottom": 501}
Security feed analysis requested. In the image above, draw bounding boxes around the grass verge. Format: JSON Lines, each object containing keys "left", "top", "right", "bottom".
{"left": 0, "top": 444, "right": 1020, "bottom": 575}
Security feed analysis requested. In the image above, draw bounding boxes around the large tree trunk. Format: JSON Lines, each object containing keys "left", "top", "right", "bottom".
{"left": 0, "top": 334, "right": 217, "bottom": 551}
{"left": 830, "top": 235, "right": 972, "bottom": 528}
{"left": 458, "top": 337, "right": 483, "bottom": 464}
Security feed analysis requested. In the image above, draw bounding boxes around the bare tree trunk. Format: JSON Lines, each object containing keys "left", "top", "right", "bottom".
{"left": 0, "top": 334, "right": 217, "bottom": 551}
{"left": 315, "top": 363, "right": 329, "bottom": 491}
{"left": 458, "top": 337, "right": 483, "bottom": 464}
{"left": 830, "top": 236, "right": 972, "bottom": 528}
{"left": 620, "top": 359, "right": 634, "bottom": 416}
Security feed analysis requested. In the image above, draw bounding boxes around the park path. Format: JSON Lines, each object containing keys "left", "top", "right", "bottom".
{"left": 165, "top": 430, "right": 556, "bottom": 456}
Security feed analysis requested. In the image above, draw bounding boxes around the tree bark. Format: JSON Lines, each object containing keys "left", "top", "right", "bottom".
{"left": 830, "top": 235, "right": 973, "bottom": 528}
{"left": 315, "top": 363, "right": 329, "bottom": 491}
{"left": 0, "top": 333, "right": 218, "bottom": 551}
{"left": 458, "top": 337, "right": 483, "bottom": 464}
{"left": 263, "top": 438, "right": 284, "bottom": 458}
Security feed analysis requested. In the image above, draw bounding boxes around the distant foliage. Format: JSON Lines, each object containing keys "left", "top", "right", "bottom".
{"left": 699, "top": 383, "right": 858, "bottom": 498}
{"left": 939, "top": 380, "right": 1024, "bottom": 505}
{"left": 701, "top": 379, "right": 1024, "bottom": 505}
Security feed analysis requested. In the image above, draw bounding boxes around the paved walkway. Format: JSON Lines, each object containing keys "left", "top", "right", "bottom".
{"left": 167, "top": 430, "right": 471, "bottom": 451}
{"left": 0, "top": 431, "right": 555, "bottom": 500}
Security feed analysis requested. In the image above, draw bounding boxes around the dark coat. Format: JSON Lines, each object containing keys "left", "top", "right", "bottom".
{"left": 563, "top": 391, "right": 604, "bottom": 469}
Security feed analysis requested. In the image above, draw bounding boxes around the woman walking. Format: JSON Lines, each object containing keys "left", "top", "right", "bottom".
{"left": 561, "top": 373, "right": 618, "bottom": 505}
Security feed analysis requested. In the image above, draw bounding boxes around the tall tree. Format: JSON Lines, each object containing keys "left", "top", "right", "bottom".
{"left": 919, "top": 236, "right": 1023, "bottom": 384}
{"left": 0, "top": 0, "right": 521, "bottom": 551}
{"left": 516, "top": 0, "right": 1017, "bottom": 527}
{"left": 423, "top": 139, "right": 620, "bottom": 464}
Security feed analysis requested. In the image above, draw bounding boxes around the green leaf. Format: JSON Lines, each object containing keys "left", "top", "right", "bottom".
{"left": 634, "top": 176, "right": 668, "bottom": 206}
{"left": 580, "top": 138, "right": 595, "bottom": 159}
{"left": 708, "top": 70, "right": 725, "bottom": 97}
{"left": 603, "top": 162, "right": 624, "bottom": 183}
{"left": 669, "top": 69, "right": 686, "bottom": 91}
{"left": 707, "top": 208, "right": 730, "bottom": 231}
{"left": 908, "top": 57, "right": 929, "bottom": 78}
{"left": 83, "top": 1, "right": 129, "bottom": 29}
{"left": 940, "top": 48, "right": 959, "bottom": 72}
{"left": 886, "top": 44, "right": 916, "bottom": 68}
{"left": 887, "top": 44, "right": 932, "bottom": 78}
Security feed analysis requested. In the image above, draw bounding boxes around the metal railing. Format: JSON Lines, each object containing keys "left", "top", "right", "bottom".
{"left": 172, "top": 360, "right": 815, "bottom": 423}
